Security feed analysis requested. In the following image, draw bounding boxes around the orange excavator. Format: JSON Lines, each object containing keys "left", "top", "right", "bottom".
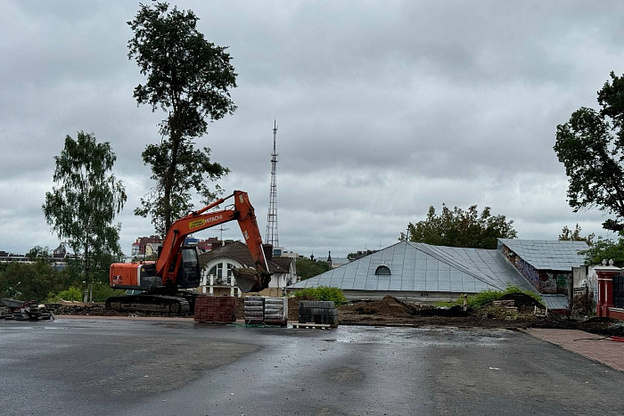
{"left": 105, "top": 190, "right": 272, "bottom": 315}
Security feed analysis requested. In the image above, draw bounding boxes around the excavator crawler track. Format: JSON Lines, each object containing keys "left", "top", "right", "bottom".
{"left": 106, "top": 294, "right": 191, "bottom": 316}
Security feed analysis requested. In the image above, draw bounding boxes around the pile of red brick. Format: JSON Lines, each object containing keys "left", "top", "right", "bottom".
{"left": 194, "top": 295, "right": 237, "bottom": 324}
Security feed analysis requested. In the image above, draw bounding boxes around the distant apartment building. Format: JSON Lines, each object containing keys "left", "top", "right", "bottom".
{"left": 131, "top": 235, "right": 162, "bottom": 257}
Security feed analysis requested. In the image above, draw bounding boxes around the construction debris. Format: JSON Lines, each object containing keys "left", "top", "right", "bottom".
{"left": 0, "top": 298, "right": 54, "bottom": 320}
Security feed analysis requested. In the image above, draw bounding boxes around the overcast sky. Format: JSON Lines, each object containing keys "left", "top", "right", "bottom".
{"left": 1, "top": 1, "right": 623, "bottom": 258}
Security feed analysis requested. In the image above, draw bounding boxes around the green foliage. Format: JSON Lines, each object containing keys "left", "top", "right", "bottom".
{"left": 91, "top": 283, "right": 125, "bottom": 302}
{"left": 406, "top": 204, "right": 517, "bottom": 249}
{"left": 27, "top": 245, "right": 50, "bottom": 261}
{"left": 128, "top": 1, "right": 236, "bottom": 234}
{"left": 45, "top": 283, "right": 123, "bottom": 303}
{"left": 45, "top": 287, "right": 83, "bottom": 303}
{"left": 436, "top": 286, "right": 543, "bottom": 309}
{"left": 296, "top": 258, "right": 332, "bottom": 280}
{"left": 90, "top": 252, "right": 125, "bottom": 285}
{"left": 347, "top": 250, "right": 377, "bottom": 261}
{"left": 558, "top": 224, "right": 594, "bottom": 245}
{"left": 554, "top": 71, "right": 624, "bottom": 232}
{"left": 293, "top": 286, "right": 347, "bottom": 305}
{"left": 42, "top": 131, "right": 126, "bottom": 283}
{"left": 465, "top": 290, "right": 502, "bottom": 308}
{"left": 581, "top": 236, "right": 624, "bottom": 266}
{"left": 0, "top": 261, "right": 70, "bottom": 302}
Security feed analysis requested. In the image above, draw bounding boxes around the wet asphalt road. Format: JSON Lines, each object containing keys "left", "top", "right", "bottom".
{"left": 0, "top": 318, "right": 623, "bottom": 416}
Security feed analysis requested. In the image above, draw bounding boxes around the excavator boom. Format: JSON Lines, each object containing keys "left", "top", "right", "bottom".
{"left": 156, "top": 190, "right": 271, "bottom": 291}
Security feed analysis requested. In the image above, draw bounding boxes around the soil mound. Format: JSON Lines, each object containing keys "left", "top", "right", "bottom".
{"left": 341, "top": 296, "right": 473, "bottom": 318}
{"left": 498, "top": 292, "right": 543, "bottom": 309}
{"left": 342, "top": 296, "right": 417, "bottom": 318}
{"left": 577, "top": 317, "right": 624, "bottom": 336}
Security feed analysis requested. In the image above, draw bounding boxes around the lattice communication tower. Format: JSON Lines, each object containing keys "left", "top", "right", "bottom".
{"left": 265, "top": 120, "right": 279, "bottom": 248}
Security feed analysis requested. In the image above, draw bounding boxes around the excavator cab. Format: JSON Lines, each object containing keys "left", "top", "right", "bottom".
{"left": 172, "top": 246, "right": 269, "bottom": 292}
{"left": 175, "top": 247, "right": 202, "bottom": 289}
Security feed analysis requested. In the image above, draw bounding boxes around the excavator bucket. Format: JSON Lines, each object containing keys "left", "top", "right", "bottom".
{"left": 232, "top": 268, "right": 272, "bottom": 292}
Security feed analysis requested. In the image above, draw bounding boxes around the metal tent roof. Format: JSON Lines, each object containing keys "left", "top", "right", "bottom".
{"left": 541, "top": 294, "right": 569, "bottom": 310}
{"left": 497, "top": 239, "right": 588, "bottom": 271}
{"left": 288, "top": 241, "right": 536, "bottom": 294}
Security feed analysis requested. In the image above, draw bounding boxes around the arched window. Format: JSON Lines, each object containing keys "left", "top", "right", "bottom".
{"left": 205, "top": 260, "right": 241, "bottom": 285}
{"left": 375, "top": 265, "right": 391, "bottom": 275}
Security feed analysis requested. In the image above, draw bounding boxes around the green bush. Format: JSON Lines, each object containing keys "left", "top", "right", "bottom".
{"left": 45, "top": 286, "right": 83, "bottom": 303}
{"left": 293, "top": 286, "right": 347, "bottom": 305}
{"left": 45, "top": 283, "right": 124, "bottom": 303}
{"left": 467, "top": 290, "right": 503, "bottom": 308}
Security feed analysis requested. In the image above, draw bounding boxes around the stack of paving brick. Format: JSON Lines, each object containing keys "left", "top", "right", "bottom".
{"left": 244, "top": 296, "right": 288, "bottom": 326}
{"left": 298, "top": 300, "right": 338, "bottom": 327}
{"left": 194, "top": 295, "right": 236, "bottom": 324}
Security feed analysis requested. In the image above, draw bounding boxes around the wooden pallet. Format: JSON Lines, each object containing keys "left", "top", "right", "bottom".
{"left": 291, "top": 322, "right": 333, "bottom": 329}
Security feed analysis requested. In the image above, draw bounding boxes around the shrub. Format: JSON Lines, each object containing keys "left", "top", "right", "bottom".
{"left": 45, "top": 283, "right": 124, "bottom": 303}
{"left": 292, "top": 286, "right": 346, "bottom": 305}
{"left": 45, "top": 286, "right": 83, "bottom": 303}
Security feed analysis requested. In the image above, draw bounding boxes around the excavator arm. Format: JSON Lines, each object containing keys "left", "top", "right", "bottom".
{"left": 156, "top": 190, "right": 271, "bottom": 292}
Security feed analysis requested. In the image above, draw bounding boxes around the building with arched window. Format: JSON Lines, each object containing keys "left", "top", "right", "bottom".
{"left": 286, "top": 241, "right": 538, "bottom": 303}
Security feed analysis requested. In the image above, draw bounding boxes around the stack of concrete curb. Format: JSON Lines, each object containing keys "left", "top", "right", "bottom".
{"left": 263, "top": 297, "right": 288, "bottom": 326}
{"left": 243, "top": 296, "right": 265, "bottom": 325}
{"left": 244, "top": 296, "right": 288, "bottom": 326}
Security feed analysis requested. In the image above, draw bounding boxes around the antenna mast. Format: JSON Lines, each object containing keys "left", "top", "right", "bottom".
{"left": 265, "top": 120, "right": 279, "bottom": 248}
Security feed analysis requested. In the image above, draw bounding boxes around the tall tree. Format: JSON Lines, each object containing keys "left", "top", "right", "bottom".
{"left": 405, "top": 204, "right": 517, "bottom": 249}
{"left": 128, "top": 1, "right": 236, "bottom": 234}
{"left": 43, "top": 131, "right": 126, "bottom": 284}
{"left": 554, "top": 71, "right": 624, "bottom": 232}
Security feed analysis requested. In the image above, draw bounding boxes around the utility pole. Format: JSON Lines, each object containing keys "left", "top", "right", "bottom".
{"left": 265, "top": 120, "right": 279, "bottom": 249}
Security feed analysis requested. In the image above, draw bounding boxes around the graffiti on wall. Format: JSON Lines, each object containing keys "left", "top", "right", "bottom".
{"left": 504, "top": 249, "right": 570, "bottom": 294}
{"left": 515, "top": 257, "right": 540, "bottom": 288}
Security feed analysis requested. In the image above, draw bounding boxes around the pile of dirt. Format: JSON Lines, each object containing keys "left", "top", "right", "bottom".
{"left": 339, "top": 295, "right": 552, "bottom": 328}
{"left": 341, "top": 296, "right": 417, "bottom": 318}
{"left": 576, "top": 317, "right": 624, "bottom": 336}
{"left": 498, "top": 292, "right": 543, "bottom": 310}
{"left": 287, "top": 297, "right": 300, "bottom": 321}
{"left": 340, "top": 296, "right": 471, "bottom": 319}
{"left": 235, "top": 297, "right": 245, "bottom": 319}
